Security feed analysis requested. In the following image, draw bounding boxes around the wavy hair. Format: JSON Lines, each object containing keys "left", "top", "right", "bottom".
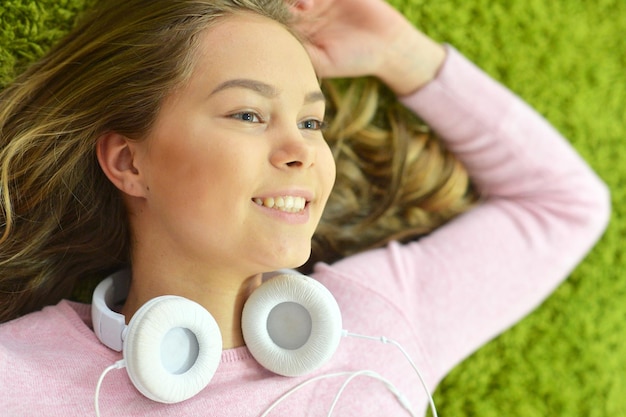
{"left": 0, "top": 0, "right": 292, "bottom": 323}
{"left": 304, "top": 79, "right": 478, "bottom": 270}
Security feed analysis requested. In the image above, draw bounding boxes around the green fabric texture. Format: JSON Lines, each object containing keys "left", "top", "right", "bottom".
{"left": 1, "top": 0, "right": 623, "bottom": 415}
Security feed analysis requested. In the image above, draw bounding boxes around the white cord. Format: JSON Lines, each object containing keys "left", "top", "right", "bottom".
{"left": 260, "top": 370, "right": 416, "bottom": 417}
{"left": 343, "top": 332, "right": 439, "bottom": 417}
{"left": 96, "top": 333, "right": 438, "bottom": 417}
{"left": 327, "top": 370, "right": 417, "bottom": 417}
{"left": 260, "top": 372, "right": 354, "bottom": 417}
{"left": 95, "top": 360, "right": 125, "bottom": 417}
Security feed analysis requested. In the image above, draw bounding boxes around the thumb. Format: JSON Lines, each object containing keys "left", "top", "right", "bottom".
{"left": 301, "top": 43, "right": 328, "bottom": 78}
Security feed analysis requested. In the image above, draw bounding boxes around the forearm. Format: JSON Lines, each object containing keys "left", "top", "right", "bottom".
{"left": 402, "top": 46, "right": 609, "bottom": 209}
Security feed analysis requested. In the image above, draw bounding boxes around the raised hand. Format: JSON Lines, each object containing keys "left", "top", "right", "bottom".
{"left": 289, "top": 0, "right": 446, "bottom": 95}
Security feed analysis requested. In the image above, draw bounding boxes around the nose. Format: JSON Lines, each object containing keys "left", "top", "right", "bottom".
{"left": 269, "top": 127, "right": 316, "bottom": 170}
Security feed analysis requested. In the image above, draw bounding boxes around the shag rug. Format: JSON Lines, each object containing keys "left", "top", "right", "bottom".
{"left": 1, "top": 1, "right": 624, "bottom": 415}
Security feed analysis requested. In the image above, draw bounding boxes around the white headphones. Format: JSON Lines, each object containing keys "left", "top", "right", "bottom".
{"left": 91, "top": 270, "right": 343, "bottom": 404}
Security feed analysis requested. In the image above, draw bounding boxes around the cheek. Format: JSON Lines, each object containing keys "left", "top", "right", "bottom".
{"left": 143, "top": 134, "right": 257, "bottom": 217}
{"left": 147, "top": 146, "right": 203, "bottom": 196}
{"left": 320, "top": 143, "right": 337, "bottom": 199}
{"left": 140, "top": 133, "right": 219, "bottom": 205}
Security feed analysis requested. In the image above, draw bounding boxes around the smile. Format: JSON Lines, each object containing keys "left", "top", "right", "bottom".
{"left": 253, "top": 196, "right": 307, "bottom": 213}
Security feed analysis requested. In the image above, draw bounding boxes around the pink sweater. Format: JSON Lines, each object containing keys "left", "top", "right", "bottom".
{"left": 0, "top": 47, "right": 610, "bottom": 416}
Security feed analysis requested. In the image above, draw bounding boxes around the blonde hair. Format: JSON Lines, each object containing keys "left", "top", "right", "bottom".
{"left": 0, "top": 0, "right": 291, "bottom": 322}
{"left": 0, "top": 0, "right": 476, "bottom": 322}
{"left": 304, "top": 79, "right": 478, "bottom": 270}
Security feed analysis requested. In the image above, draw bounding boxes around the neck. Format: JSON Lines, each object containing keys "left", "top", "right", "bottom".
{"left": 121, "top": 263, "right": 263, "bottom": 350}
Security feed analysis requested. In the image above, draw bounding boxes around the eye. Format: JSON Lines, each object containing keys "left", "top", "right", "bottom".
{"left": 298, "top": 119, "right": 326, "bottom": 131}
{"left": 230, "top": 111, "right": 263, "bottom": 123}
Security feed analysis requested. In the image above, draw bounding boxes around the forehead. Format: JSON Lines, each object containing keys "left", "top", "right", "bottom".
{"left": 188, "top": 13, "right": 319, "bottom": 93}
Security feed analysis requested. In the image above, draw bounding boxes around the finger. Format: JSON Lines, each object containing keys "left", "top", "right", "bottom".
{"left": 300, "top": 44, "right": 333, "bottom": 79}
{"left": 285, "top": 0, "right": 314, "bottom": 12}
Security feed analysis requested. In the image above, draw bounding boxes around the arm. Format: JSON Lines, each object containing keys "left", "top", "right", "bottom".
{"left": 394, "top": 46, "right": 610, "bottom": 374}
{"left": 294, "top": 0, "right": 610, "bottom": 376}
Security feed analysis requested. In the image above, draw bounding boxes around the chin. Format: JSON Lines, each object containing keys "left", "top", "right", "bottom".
{"left": 253, "top": 238, "right": 312, "bottom": 272}
{"left": 271, "top": 247, "right": 312, "bottom": 271}
{"left": 281, "top": 253, "right": 310, "bottom": 270}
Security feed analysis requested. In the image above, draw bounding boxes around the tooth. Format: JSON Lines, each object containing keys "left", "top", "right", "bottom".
{"left": 255, "top": 196, "right": 307, "bottom": 212}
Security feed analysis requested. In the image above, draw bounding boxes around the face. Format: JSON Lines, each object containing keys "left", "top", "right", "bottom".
{"left": 129, "top": 13, "right": 335, "bottom": 277}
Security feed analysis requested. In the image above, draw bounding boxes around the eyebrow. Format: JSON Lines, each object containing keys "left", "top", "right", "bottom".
{"left": 209, "top": 78, "right": 326, "bottom": 104}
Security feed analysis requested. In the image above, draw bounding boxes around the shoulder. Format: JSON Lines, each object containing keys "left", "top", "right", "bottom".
{"left": 0, "top": 300, "right": 118, "bottom": 370}
{"left": 310, "top": 241, "right": 427, "bottom": 324}
{"left": 0, "top": 300, "right": 98, "bottom": 363}
{"left": 0, "top": 301, "right": 119, "bottom": 412}
{"left": 0, "top": 300, "right": 92, "bottom": 340}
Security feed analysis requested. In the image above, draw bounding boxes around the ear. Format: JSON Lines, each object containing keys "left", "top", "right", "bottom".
{"left": 96, "top": 132, "right": 147, "bottom": 198}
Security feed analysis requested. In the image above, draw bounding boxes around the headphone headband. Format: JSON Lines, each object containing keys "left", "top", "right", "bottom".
{"left": 91, "top": 270, "right": 131, "bottom": 351}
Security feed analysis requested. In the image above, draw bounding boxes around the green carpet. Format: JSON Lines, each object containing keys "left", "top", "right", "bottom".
{"left": 1, "top": 1, "right": 624, "bottom": 415}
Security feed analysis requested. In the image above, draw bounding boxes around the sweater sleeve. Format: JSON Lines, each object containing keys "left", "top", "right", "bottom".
{"left": 324, "top": 46, "right": 611, "bottom": 379}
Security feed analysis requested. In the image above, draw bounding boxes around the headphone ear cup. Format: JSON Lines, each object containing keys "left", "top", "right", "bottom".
{"left": 241, "top": 274, "right": 342, "bottom": 377}
{"left": 122, "top": 296, "right": 222, "bottom": 403}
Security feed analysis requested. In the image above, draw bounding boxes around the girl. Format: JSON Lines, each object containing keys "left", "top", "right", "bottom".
{"left": 0, "top": 0, "right": 609, "bottom": 415}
